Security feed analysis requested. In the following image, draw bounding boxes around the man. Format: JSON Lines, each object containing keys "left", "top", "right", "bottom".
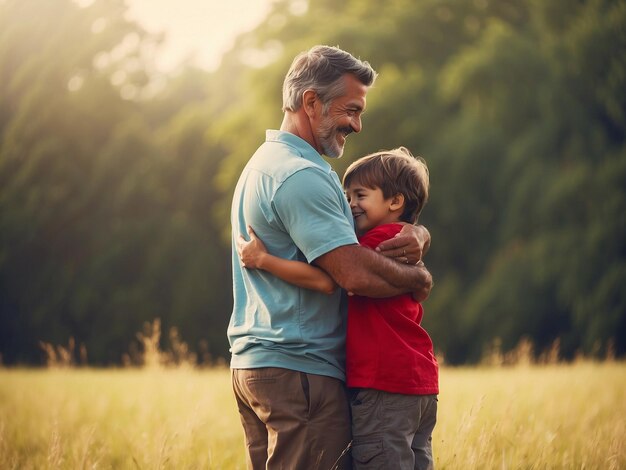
{"left": 229, "top": 45, "right": 433, "bottom": 469}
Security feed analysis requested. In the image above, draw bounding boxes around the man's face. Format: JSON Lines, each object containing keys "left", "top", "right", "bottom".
{"left": 314, "top": 74, "right": 368, "bottom": 158}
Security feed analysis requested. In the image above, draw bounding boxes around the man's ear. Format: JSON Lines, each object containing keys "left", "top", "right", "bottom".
{"left": 389, "top": 193, "right": 405, "bottom": 212}
{"left": 302, "top": 89, "right": 318, "bottom": 118}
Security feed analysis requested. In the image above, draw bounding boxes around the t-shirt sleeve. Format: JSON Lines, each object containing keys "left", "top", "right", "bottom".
{"left": 273, "top": 168, "right": 358, "bottom": 262}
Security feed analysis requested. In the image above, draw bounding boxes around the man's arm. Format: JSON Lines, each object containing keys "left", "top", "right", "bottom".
{"left": 314, "top": 244, "right": 433, "bottom": 301}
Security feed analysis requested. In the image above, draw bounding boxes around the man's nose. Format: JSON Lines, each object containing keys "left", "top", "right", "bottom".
{"left": 351, "top": 115, "right": 362, "bottom": 133}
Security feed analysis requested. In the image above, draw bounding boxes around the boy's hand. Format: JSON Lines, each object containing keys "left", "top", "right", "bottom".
{"left": 237, "top": 226, "right": 268, "bottom": 269}
{"left": 375, "top": 224, "right": 431, "bottom": 265}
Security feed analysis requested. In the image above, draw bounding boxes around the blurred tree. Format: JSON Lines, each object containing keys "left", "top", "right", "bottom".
{"left": 0, "top": 0, "right": 231, "bottom": 364}
{"left": 0, "top": 0, "right": 156, "bottom": 362}
{"left": 424, "top": 0, "right": 626, "bottom": 361}
{"left": 0, "top": 0, "right": 623, "bottom": 365}
{"left": 214, "top": 0, "right": 626, "bottom": 363}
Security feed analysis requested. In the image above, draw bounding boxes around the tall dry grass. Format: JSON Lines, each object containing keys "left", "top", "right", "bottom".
{"left": 0, "top": 367, "right": 242, "bottom": 469}
{"left": 0, "top": 362, "right": 624, "bottom": 469}
{"left": 436, "top": 362, "right": 625, "bottom": 469}
{"left": 3, "top": 325, "right": 624, "bottom": 468}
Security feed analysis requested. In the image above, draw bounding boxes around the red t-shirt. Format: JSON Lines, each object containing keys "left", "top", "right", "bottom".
{"left": 346, "top": 223, "right": 439, "bottom": 395}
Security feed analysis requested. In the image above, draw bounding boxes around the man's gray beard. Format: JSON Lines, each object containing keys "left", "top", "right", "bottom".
{"left": 319, "top": 125, "right": 344, "bottom": 159}
{"left": 322, "top": 141, "right": 344, "bottom": 158}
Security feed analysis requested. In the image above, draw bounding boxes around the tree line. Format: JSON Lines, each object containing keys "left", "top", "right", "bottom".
{"left": 0, "top": 0, "right": 624, "bottom": 365}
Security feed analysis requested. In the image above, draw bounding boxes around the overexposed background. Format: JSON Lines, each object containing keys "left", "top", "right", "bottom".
{"left": 125, "top": 0, "right": 275, "bottom": 71}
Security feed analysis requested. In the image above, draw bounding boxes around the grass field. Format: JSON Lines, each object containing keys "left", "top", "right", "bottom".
{"left": 0, "top": 362, "right": 624, "bottom": 469}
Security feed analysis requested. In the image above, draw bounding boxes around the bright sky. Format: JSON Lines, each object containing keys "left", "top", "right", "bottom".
{"left": 124, "top": 0, "right": 275, "bottom": 72}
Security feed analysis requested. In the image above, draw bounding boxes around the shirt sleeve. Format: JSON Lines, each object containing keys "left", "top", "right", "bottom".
{"left": 273, "top": 168, "right": 358, "bottom": 263}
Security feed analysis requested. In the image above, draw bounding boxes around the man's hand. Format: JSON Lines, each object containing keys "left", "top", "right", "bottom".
{"left": 375, "top": 224, "right": 431, "bottom": 265}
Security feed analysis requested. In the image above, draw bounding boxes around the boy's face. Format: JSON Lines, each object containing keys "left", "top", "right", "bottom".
{"left": 345, "top": 182, "right": 402, "bottom": 234}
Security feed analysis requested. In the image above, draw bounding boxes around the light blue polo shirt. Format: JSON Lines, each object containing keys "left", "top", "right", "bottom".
{"left": 228, "top": 130, "right": 358, "bottom": 381}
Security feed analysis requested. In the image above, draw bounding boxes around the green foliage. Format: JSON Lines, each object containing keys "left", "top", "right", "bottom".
{"left": 0, "top": 0, "right": 230, "bottom": 364}
{"left": 0, "top": 0, "right": 624, "bottom": 365}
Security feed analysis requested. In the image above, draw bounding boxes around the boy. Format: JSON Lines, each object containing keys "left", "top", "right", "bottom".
{"left": 238, "top": 147, "right": 439, "bottom": 469}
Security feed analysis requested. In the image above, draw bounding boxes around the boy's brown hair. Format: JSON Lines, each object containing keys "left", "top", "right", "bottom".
{"left": 342, "top": 147, "right": 429, "bottom": 224}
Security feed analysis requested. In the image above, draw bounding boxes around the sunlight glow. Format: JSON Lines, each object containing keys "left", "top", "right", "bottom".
{"left": 90, "top": 17, "right": 107, "bottom": 34}
{"left": 239, "top": 40, "right": 284, "bottom": 69}
{"left": 67, "top": 75, "right": 84, "bottom": 92}
{"left": 125, "top": 0, "right": 276, "bottom": 72}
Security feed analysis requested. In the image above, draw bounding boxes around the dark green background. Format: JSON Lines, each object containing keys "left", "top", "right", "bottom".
{"left": 1, "top": 0, "right": 624, "bottom": 365}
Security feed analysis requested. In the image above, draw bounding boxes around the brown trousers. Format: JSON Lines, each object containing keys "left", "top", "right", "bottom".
{"left": 232, "top": 368, "right": 352, "bottom": 469}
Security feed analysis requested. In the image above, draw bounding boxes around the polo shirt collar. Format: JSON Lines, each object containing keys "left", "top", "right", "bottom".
{"left": 266, "top": 129, "right": 332, "bottom": 172}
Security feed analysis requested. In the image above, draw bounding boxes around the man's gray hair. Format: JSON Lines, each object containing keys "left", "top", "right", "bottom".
{"left": 282, "top": 45, "right": 378, "bottom": 113}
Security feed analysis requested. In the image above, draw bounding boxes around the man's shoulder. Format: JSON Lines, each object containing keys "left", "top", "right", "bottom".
{"left": 251, "top": 140, "right": 326, "bottom": 183}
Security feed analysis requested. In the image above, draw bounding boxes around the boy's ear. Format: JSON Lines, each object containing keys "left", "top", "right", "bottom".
{"left": 302, "top": 90, "right": 318, "bottom": 118}
{"left": 389, "top": 193, "right": 405, "bottom": 211}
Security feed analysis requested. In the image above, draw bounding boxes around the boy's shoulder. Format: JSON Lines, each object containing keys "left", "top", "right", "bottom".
{"left": 358, "top": 223, "right": 404, "bottom": 249}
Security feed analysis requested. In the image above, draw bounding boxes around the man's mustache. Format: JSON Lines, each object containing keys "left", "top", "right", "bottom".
{"left": 338, "top": 127, "right": 354, "bottom": 136}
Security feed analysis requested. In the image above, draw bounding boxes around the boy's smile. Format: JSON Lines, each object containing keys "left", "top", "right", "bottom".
{"left": 345, "top": 183, "right": 404, "bottom": 234}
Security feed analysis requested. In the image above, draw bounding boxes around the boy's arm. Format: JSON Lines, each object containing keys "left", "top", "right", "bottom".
{"left": 238, "top": 226, "right": 337, "bottom": 295}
